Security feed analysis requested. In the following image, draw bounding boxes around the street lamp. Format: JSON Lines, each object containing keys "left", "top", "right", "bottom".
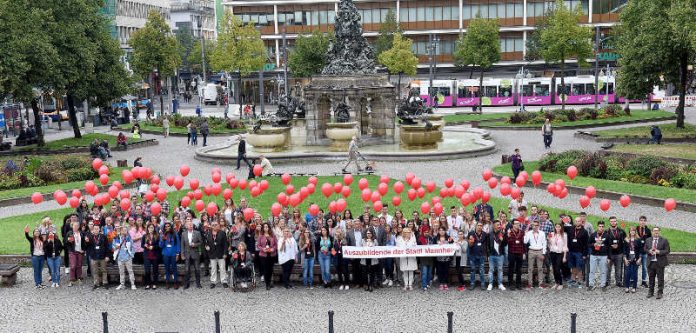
{"left": 427, "top": 34, "right": 440, "bottom": 108}
{"left": 516, "top": 66, "right": 530, "bottom": 112}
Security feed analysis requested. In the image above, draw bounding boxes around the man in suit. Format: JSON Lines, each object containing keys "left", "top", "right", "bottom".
{"left": 644, "top": 227, "right": 670, "bottom": 299}
{"left": 346, "top": 220, "right": 364, "bottom": 288}
{"left": 367, "top": 216, "right": 387, "bottom": 286}
{"left": 181, "top": 220, "right": 203, "bottom": 289}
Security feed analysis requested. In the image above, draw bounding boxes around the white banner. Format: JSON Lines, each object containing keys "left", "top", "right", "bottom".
{"left": 342, "top": 245, "right": 459, "bottom": 259}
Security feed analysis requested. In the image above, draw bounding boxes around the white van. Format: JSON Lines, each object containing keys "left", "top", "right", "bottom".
{"left": 203, "top": 83, "right": 218, "bottom": 105}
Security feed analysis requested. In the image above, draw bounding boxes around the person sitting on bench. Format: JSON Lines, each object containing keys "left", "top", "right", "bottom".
{"left": 117, "top": 132, "right": 128, "bottom": 150}
{"left": 650, "top": 125, "right": 662, "bottom": 145}
{"left": 100, "top": 139, "right": 113, "bottom": 158}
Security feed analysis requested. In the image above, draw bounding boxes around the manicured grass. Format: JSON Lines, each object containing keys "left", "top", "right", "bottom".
{"left": 18, "top": 133, "right": 145, "bottom": 151}
{"left": 494, "top": 162, "right": 696, "bottom": 204}
{"left": 611, "top": 144, "right": 696, "bottom": 160}
{"left": 3, "top": 175, "right": 695, "bottom": 254}
{"left": 593, "top": 123, "right": 696, "bottom": 139}
{"left": 480, "top": 110, "right": 675, "bottom": 128}
{"left": 443, "top": 112, "right": 512, "bottom": 124}
{"left": 0, "top": 167, "right": 128, "bottom": 201}
{"left": 119, "top": 122, "right": 246, "bottom": 135}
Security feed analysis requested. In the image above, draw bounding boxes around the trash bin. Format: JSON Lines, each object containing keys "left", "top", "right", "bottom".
{"left": 91, "top": 115, "right": 101, "bottom": 127}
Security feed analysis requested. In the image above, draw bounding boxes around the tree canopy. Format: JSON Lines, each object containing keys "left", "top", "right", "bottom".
{"left": 378, "top": 33, "right": 418, "bottom": 100}
{"left": 288, "top": 30, "right": 331, "bottom": 78}
{"left": 375, "top": 9, "right": 401, "bottom": 58}
{"left": 130, "top": 10, "right": 181, "bottom": 78}
{"left": 188, "top": 39, "right": 216, "bottom": 74}
{"left": 454, "top": 16, "right": 500, "bottom": 110}
{"left": 210, "top": 11, "right": 266, "bottom": 77}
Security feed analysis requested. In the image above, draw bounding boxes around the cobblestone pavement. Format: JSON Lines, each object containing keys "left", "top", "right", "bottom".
{"left": 1, "top": 265, "right": 694, "bottom": 332}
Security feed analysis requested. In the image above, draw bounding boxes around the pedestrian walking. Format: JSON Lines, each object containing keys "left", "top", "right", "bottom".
{"left": 342, "top": 136, "right": 362, "bottom": 173}
{"left": 542, "top": 118, "right": 553, "bottom": 149}
{"left": 236, "top": 135, "right": 251, "bottom": 170}
{"left": 200, "top": 119, "right": 209, "bottom": 146}
{"left": 162, "top": 117, "right": 170, "bottom": 138}
{"left": 190, "top": 124, "right": 198, "bottom": 146}
{"left": 511, "top": 148, "right": 523, "bottom": 181}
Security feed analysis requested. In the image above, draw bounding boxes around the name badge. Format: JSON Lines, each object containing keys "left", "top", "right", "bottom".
{"left": 613, "top": 240, "right": 618, "bottom": 243}
{"left": 515, "top": 241, "right": 520, "bottom": 244}
{"left": 477, "top": 243, "right": 481, "bottom": 246}
{"left": 572, "top": 239, "right": 578, "bottom": 243}
{"left": 167, "top": 244, "right": 172, "bottom": 248}
{"left": 95, "top": 246, "right": 100, "bottom": 250}
{"left": 629, "top": 250, "right": 635, "bottom": 255}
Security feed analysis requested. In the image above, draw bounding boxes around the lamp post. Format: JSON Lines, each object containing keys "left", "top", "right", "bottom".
{"left": 427, "top": 34, "right": 440, "bottom": 108}
{"left": 282, "top": 28, "right": 289, "bottom": 104}
{"left": 517, "top": 66, "right": 529, "bottom": 112}
{"left": 594, "top": 26, "right": 600, "bottom": 111}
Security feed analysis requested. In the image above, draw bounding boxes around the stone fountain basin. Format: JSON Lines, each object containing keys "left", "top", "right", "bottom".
{"left": 325, "top": 122, "right": 358, "bottom": 141}
{"left": 245, "top": 126, "right": 291, "bottom": 152}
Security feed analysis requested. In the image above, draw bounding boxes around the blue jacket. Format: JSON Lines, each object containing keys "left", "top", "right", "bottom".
{"left": 159, "top": 232, "right": 180, "bottom": 257}
{"left": 112, "top": 235, "right": 134, "bottom": 262}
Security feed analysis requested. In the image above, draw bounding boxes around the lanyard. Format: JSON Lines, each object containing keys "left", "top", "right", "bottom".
{"left": 533, "top": 232, "right": 539, "bottom": 244}
{"left": 639, "top": 227, "right": 644, "bottom": 238}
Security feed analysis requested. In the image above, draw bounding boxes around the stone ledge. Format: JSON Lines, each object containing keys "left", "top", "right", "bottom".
{"left": 478, "top": 116, "right": 677, "bottom": 130}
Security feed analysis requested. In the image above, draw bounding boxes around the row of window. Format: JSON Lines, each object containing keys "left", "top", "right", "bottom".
{"left": 117, "top": 1, "right": 169, "bottom": 20}
{"left": 411, "top": 37, "right": 523, "bottom": 56}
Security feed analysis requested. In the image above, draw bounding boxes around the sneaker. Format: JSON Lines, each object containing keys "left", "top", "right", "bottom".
{"left": 116, "top": 284, "right": 124, "bottom": 290}
{"left": 408, "top": 286, "right": 413, "bottom": 291}
{"left": 556, "top": 285, "right": 563, "bottom": 290}
{"left": 388, "top": 280, "right": 393, "bottom": 287}
{"left": 382, "top": 279, "right": 389, "bottom": 286}
{"left": 223, "top": 283, "right": 229, "bottom": 288}
{"left": 457, "top": 285, "right": 466, "bottom": 291}
{"left": 345, "top": 285, "right": 349, "bottom": 290}
{"left": 152, "top": 285, "right": 157, "bottom": 290}
{"left": 65, "top": 268, "right": 70, "bottom": 275}
{"left": 499, "top": 284, "right": 506, "bottom": 291}
{"left": 525, "top": 284, "right": 533, "bottom": 290}
{"left": 486, "top": 284, "right": 493, "bottom": 291}
{"left": 339, "top": 285, "right": 345, "bottom": 290}
{"left": 625, "top": 288, "right": 630, "bottom": 293}
{"left": 443, "top": 285, "right": 449, "bottom": 291}
{"left": 577, "top": 284, "right": 583, "bottom": 289}
{"left": 145, "top": 285, "right": 150, "bottom": 290}
{"left": 539, "top": 284, "right": 547, "bottom": 289}
{"left": 131, "top": 285, "right": 137, "bottom": 290}
{"left": 310, "top": 286, "right": 314, "bottom": 290}
{"left": 631, "top": 288, "right": 636, "bottom": 293}
{"left": 241, "top": 282, "right": 248, "bottom": 288}
{"left": 260, "top": 276, "right": 265, "bottom": 282}
{"left": 641, "top": 282, "right": 648, "bottom": 288}
{"left": 93, "top": 285, "right": 99, "bottom": 290}
{"left": 601, "top": 286, "right": 607, "bottom": 292}
{"left": 68, "top": 282, "right": 73, "bottom": 287}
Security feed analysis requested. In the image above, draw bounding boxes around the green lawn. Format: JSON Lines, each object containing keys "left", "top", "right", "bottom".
{"left": 480, "top": 110, "right": 675, "bottom": 128}
{"left": 494, "top": 162, "right": 696, "bottom": 204}
{"left": 18, "top": 133, "right": 144, "bottom": 151}
{"left": 593, "top": 123, "right": 696, "bottom": 139}
{"left": 119, "top": 122, "right": 246, "bottom": 135}
{"left": 0, "top": 167, "right": 127, "bottom": 201}
{"left": 4, "top": 175, "right": 695, "bottom": 254}
{"left": 611, "top": 144, "right": 696, "bottom": 160}
{"left": 443, "top": 112, "right": 512, "bottom": 124}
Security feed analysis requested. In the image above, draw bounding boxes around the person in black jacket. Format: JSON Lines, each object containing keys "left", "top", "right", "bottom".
{"left": 44, "top": 231, "right": 63, "bottom": 287}
{"left": 623, "top": 226, "right": 643, "bottom": 293}
{"left": 205, "top": 221, "right": 228, "bottom": 288}
{"left": 588, "top": 221, "right": 611, "bottom": 291}
{"left": 142, "top": 224, "right": 161, "bottom": 289}
{"left": 637, "top": 216, "right": 652, "bottom": 288}
{"left": 567, "top": 217, "right": 589, "bottom": 288}
{"left": 487, "top": 221, "right": 508, "bottom": 290}
{"left": 236, "top": 135, "right": 251, "bottom": 170}
{"left": 86, "top": 225, "right": 109, "bottom": 289}
{"left": 606, "top": 217, "right": 626, "bottom": 287}
{"left": 61, "top": 214, "right": 78, "bottom": 276}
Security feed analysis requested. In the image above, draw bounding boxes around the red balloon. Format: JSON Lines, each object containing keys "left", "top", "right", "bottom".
{"left": 567, "top": 166, "right": 578, "bottom": 180}
{"left": 226, "top": 173, "right": 235, "bottom": 185}
{"left": 599, "top": 199, "right": 611, "bottom": 211}
{"left": 411, "top": 177, "right": 422, "bottom": 189}
{"left": 380, "top": 175, "right": 390, "bottom": 184}
{"left": 150, "top": 202, "right": 162, "bottom": 216}
{"left": 31, "top": 192, "right": 44, "bottom": 204}
{"left": 211, "top": 183, "right": 222, "bottom": 196}
{"left": 370, "top": 191, "right": 381, "bottom": 203}
{"left": 151, "top": 175, "right": 160, "bottom": 185}
{"left": 405, "top": 172, "right": 415, "bottom": 185}
{"left": 555, "top": 179, "right": 566, "bottom": 188}
{"left": 118, "top": 190, "right": 129, "bottom": 200}
{"left": 283, "top": 184, "right": 293, "bottom": 195}
{"left": 212, "top": 172, "right": 222, "bottom": 184}
{"left": 420, "top": 202, "right": 431, "bottom": 214}
{"left": 281, "top": 173, "right": 291, "bottom": 185}
{"left": 439, "top": 188, "right": 448, "bottom": 198}
{"left": 547, "top": 183, "right": 557, "bottom": 195}
{"left": 619, "top": 195, "right": 631, "bottom": 208}
{"left": 206, "top": 202, "right": 218, "bottom": 216}
{"left": 393, "top": 181, "right": 405, "bottom": 194}
{"left": 664, "top": 198, "right": 676, "bottom": 212}
{"left": 308, "top": 176, "right": 318, "bottom": 186}
{"left": 194, "top": 200, "right": 204, "bottom": 212}
{"left": 407, "top": 189, "right": 417, "bottom": 201}
{"left": 579, "top": 195, "right": 591, "bottom": 208}
{"left": 250, "top": 186, "right": 261, "bottom": 197}
{"left": 341, "top": 186, "right": 351, "bottom": 198}
{"left": 300, "top": 187, "right": 309, "bottom": 199}
{"left": 416, "top": 187, "right": 426, "bottom": 198}
{"left": 361, "top": 188, "right": 372, "bottom": 202}
{"left": 554, "top": 184, "right": 563, "bottom": 197}
{"left": 120, "top": 198, "right": 131, "bottom": 211}
{"left": 425, "top": 181, "right": 436, "bottom": 193}
{"left": 108, "top": 186, "right": 119, "bottom": 199}
{"left": 71, "top": 189, "right": 82, "bottom": 199}
{"left": 112, "top": 181, "right": 122, "bottom": 190}
{"left": 92, "top": 158, "right": 103, "bottom": 171}
{"left": 343, "top": 174, "right": 354, "bottom": 186}
{"left": 166, "top": 176, "right": 175, "bottom": 187}
{"left": 179, "top": 165, "right": 190, "bottom": 177}
{"left": 328, "top": 201, "right": 338, "bottom": 214}
{"left": 510, "top": 187, "right": 521, "bottom": 199}
{"left": 69, "top": 196, "right": 80, "bottom": 208}
{"left": 500, "top": 176, "right": 511, "bottom": 185}
{"left": 460, "top": 193, "right": 471, "bottom": 206}
{"left": 392, "top": 196, "right": 402, "bottom": 207}
{"left": 156, "top": 188, "right": 167, "bottom": 201}
{"left": 271, "top": 203, "right": 282, "bottom": 217}
{"left": 260, "top": 180, "right": 269, "bottom": 191}
{"left": 203, "top": 185, "right": 213, "bottom": 197}
{"left": 309, "top": 204, "right": 320, "bottom": 216}
{"left": 98, "top": 165, "right": 109, "bottom": 176}
{"left": 150, "top": 184, "right": 160, "bottom": 193}
{"left": 500, "top": 183, "right": 511, "bottom": 196}
{"left": 358, "top": 178, "right": 369, "bottom": 190}
{"left": 444, "top": 178, "right": 454, "bottom": 188}
{"left": 249, "top": 180, "right": 258, "bottom": 190}
{"left": 487, "top": 177, "right": 498, "bottom": 189}
{"left": 121, "top": 170, "right": 133, "bottom": 184}
{"left": 277, "top": 192, "right": 288, "bottom": 206}
{"left": 558, "top": 188, "right": 569, "bottom": 199}
{"left": 336, "top": 198, "right": 347, "bottom": 212}
{"left": 131, "top": 167, "right": 142, "bottom": 180}
{"left": 229, "top": 178, "right": 239, "bottom": 189}
{"left": 194, "top": 189, "right": 203, "bottom": 200}
{"left": 460, "top": 180, "right": 471, "bottom": 191}
{"left": 144, "top": 191, "right": 155, "bottom": 202}
{"left": 307, "top": 183, "right": 316, "bottom": 194}
{"left": 585, "top": 186, "right": 596, "bottom": 199}
{"left": 454, "top": 185, "right": 465, "bottom": 198}
{"left": 519, "top": 171, "right": 529, "bottom": 181}
{"left": 189, "top": 179, "right": 200, "bottom": 190}
{"left": 377, "top": 183, "right": 388, "bottom": 196}
{"left": 431, "top": 196, "right": 441, "bottom": 205}
{"left": 532, "top": 171, "right": 542, "bottom": 187}
{"left": 181, "top": 196, "right": 191, "bottom": 208}
{"left": 144, "top": 168, "right": 153, "bottom": 180}
{"left": 373, "top": 200, "right": 383, "bottom": 212}
{"left": 238, "top": 179, "right": 247, "bottom": 190}
{"left": 223, "top": 188, "right": 233, "bottom": 200}
{"left": 253, "top": 165, "right": 263, "bottom": 177}
{"left": 333, "top": 182, "right": 343, "bottom": 194}
{"left": 515, "top": 176, "right": 526, "bottom": 188}
{"left": 482, "top": 168, "right": 493, "bottom": 181}
{"left": 482, "top": 191, "right": 491, "bottom": 203}
{"left": 187, "top": 191, "right": 195, "bottom": 200}
{"left": 433, "top": 202, "right": 443, "bottom": 216}
{"left": 473, "top": 187, "right": 484, "bottom": 200}
{"left": 174, "top": 176, "right": 184, "bottom": 190}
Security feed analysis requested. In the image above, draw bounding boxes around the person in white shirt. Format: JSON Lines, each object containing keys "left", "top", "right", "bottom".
{"left": 446, "top": 206, "right": 463, "bottom": 233}
{"left": 379, "top": 206, "right": 393, "bottom": 227}
{"left": 524, "top": 221, "right": 547, "bottom": 289}
{"left": 259, "top": 155, "right": 274, "bottom": 176}
{"left": 278, "top": 228, "right": 298, "bottom": 289}
{"left": 396, "top": 228, "right": 417, "bottom": 291}
{"left": 508, "top": 193, "right": 528, "bottom": 219}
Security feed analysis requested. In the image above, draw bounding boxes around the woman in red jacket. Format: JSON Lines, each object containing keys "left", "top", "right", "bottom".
{"left": 256, "top": 223, "right": 277, "bottom": 290}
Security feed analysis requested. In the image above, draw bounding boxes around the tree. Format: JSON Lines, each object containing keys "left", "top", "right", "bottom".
{"left": 378, "top": 33, "right": 418, "bottom": 101}
{"left": 175, "top": 25, "right": 195, "bottom": 69}
{"left": 539, "top": 0, "right": 593, "bottom": 110}
{"left": 375, "top": 9, "right": 401, "bottom": 58}
{"left": 453, "top": 16, "right": 501, "bottom": 112}
{"left": 86, "top": 25, "right": 135, "bottom": 110}
{"left": 524, "top": 14, "right": 550, "bottom": 63}
{"left": 617, "top": 0, "right": 696, "bottom": 128}
{"left": 288, "top": 30, "right": 331, "bottom": 78}
{"left": 130, "top": 10, "right": 181, "bottom": 116}
{"left": 211, "top": 11, "right": 266, "bottom": 106}
{"left": 0, "top": 0, "right": 60, "bottom": 146}
{"left": 188, "top": 39, "right": 216, "bottom": 75}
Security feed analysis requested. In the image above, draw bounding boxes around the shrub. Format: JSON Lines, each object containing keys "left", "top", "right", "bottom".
{"left": 627, "top": 156, "right": 668, "bottom": 178}
{"left": 66, "top": 168, "right": 95, "bottom": 182}
{"left": 509, "top": 112, "right": 534, "bottom": 124}
{"left": 35, "top": 164, "right": 61, "bottom": 184}
{"left": 671, "top": 172, "right": 696, "bottom": 190}
{"left": 59, "top": 157, "right": 85, "bottom": 170}
{"left": 650, "top": 166, "right": 678, "bottom": 185}
{"left": 0, "top": 174, "right": 21, "bottom": 190}
{"left": 539, "top": 150, "right": 587, "bottom": 172}
{"left": 602, "top": 104, "right": 622, "bottom": 116}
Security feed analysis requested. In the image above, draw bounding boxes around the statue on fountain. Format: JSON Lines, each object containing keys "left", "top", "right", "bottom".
{"left": 334, "top": 102, "right": 351, "bottom": 123}
{"left": 397, "top": 88, "right": 433, "bottom": 125}
{"left": 321, "top": 0, "right": 376, "bottom": 75}
{"left": 277, "top": 93, "right": 307, "bottom": 120}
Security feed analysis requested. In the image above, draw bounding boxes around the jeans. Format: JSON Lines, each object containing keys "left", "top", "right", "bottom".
{"left": 543, "top": 134, "right": 553, "bottom": 148}
{"left": 68, "top": 251, "right": 83, "bottom": 281}
{"left": 488, "top": 255, "right": 504, "bottom": 286}
{"left": 624, "top": 262, "right": 638, "bottom": 289}
{"left": 508, "top": 254, "right": 524, "bottom": 287}
{"left": 336, "top": 258, "right": 350, "bottom": 284}
{"left": 469, "top": 256, "right": 485, "bottom": 287}
{"left": 589, "top": 255, "right": 608, "bottom": 287}
{"left": 31, "top": 255, "right": 45, "bottom": 286}
{"left": 281, "top": 260, "right": 294, "bottom": 287}
{"left": 46, "top": 256, "right": 61, "bottom": 284}
{"left": 607, "top": 253, "right": 624, "bottom": 286}
{"left": 260, "top": 256, "right": 275, "bottom": 287}
{"left": 303, "top": 257, "right": 315, "bottom": 286}
{"left": 640, "top": 253, "right": 648, "bottom": 283}
{"left": 318, "top": 252, "right": 332, "bottom": 284}
{"left": 144, "top": 257, "right": 159, "bottom": 285}
{"left": 236, "top": 154, "right": 250, "bottom": 169}
{"left": 436, "top": 260, "right": 450, "bottom": 284}
{"left": 117, "top": 259, "right": 135, "bottom": 286}
{"left": 163, "top": 255, "right": 178, "bottom": 283}
{"left": 384, "top": 258, "right": 394, "bottom": 280}
{"left": 420, "top": 264, "right": 432, "bottom": 289}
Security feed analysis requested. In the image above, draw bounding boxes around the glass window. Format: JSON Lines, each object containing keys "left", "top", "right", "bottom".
{"left": 500, "top": 39, "right": 506, "bottom": 52}
{"left": 463, "top": 5, "right": 471, "bottom": 19}
{"left": 311, "top": 11, "right": 319, "bottom": 25}
{"left": 319, "top": 10, "right": 327, "bottom": 24}
{"left": 572, "top": 84, "right": 585, "bottom": 95}
{"left": 328, "top": 11, "right": 335, "bottom": 24}
{"left": 514, "top": 38, "right": 523, "bottom": 52}
{"left": 586, "top": 84, "right": 595, "bottom": 95}
{"left": 506, "top": 39, "right": 514, "bottom": 52}
{"left": 443, "top": 6, "right": 451, "bottom": 20}
{"left": 535, "top": 84, "right": 550, "bottom": 96}
{"left": 484, "top": 86, "right": 498, "bottom": 97}
{"left": 363, "top": 9, "right": 372, "bottom": 23}
{"left": 374, "top": 9, "right": 382, "bottom": 22}
{"left": 515, "top": 3, "right": 524, "bottom": 18}
{"left": 500, "top": 85, "right": 512, "bottom": 97}
{"left": 557, "top": 84, "right": 570, "bottom": 96}
{"left": 522, "top": 84, "right": 534, "bottom": 96}
{"left": 417, "top": 7, "right": 425, "bottom": 21}
{"left": 498, "top": 4, "right": 506, "bottom": 18}
{"left": 425, "top": 7, "right": 434, "bottom": 21}
{"left": 489, "top": 4, "right": 497, "bottom": 19}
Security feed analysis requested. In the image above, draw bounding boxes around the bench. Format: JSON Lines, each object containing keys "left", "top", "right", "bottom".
{"left": 0, "top": 142, "right": 11, "bottom": 151}
{"left": 15, "top": 138, "right": 38, "bottom": 147}
{"left": 0, "top": 264, "right": 20, "bottom": 287}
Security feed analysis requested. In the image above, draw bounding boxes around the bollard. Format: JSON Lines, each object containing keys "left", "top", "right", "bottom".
{"left": 570, "top": 313, "right": 577, "bottom": 333}
{"left": 328, "top": 310, "right": 335, "bottom": 333}
{"left": 447, "top": 311, "right": 454, "bottom": 333}
{"left": 214, "top": 311, "right": 221, "bottom": 333}
{"left": 102, "top": 312, "right": 109, "bottom": 333}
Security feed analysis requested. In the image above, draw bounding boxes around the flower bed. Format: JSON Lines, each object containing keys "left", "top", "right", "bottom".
{"left": 0, "top": 155, "right": 97, "bottom": 191}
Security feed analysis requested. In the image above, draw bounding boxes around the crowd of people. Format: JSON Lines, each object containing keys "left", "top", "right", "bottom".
{"left": 23, "top": 191, "right": 670, "bottom": 299}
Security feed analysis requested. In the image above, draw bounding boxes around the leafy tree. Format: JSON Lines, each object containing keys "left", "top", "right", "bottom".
{"left": 0, "top": 0, "right": 59, "bottom": 146}
{"left": 378, "top": 33, "right": 418, "bottom": 101}
{"left": 211, "top": 11, "right": 266, "bottom": 105}
{"left": 288, "top": 30, "right": 331, "bottom": 78}
{"left": 176, "top": 25, "right": 195, "bottom": 69}
{"left": 539, "top": 0, "right": 593, "bottom": 110}
{"left": 130, "top": 10, "right": 181, "bottom": 116}
{"left": 617, "top": 0, "right": 696, "bottom": 128}
{"left": 188, "top": 39, "right": 216, "bottom": 75}
{"left": 524, "top": 14, "right": 550, "bottom": 63}
{"left": 87, "top": 26, "right": 134, "bottom": 110}
{"left": 375, "top": 9, "right": 401, "bottom": 58}
{"left": 453, "top": 16, "right": 501, "bottom": 112}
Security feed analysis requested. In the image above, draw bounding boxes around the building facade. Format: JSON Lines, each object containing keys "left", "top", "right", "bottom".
{"left": 171, "top": 0, "right": 217, "bottom": 40}
{"left": 222, "top": 0, "right": 626, "bottom": 71}
{"left": 113, "top": 0, "right": 171, "bottom": 51}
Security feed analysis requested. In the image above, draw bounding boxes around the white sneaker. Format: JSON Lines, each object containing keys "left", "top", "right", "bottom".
{"left": 260, "top": 276, "right": 265, "bottom": 282}
{"left": 65, "top": 268, "right": 70, "bottom": 275}
{"left": 499, "top": 284, "right": 506, "bottom": 291}
{"left": 344, "top": 285, "right": 349, "bottom": 290}
{"left": 388, "top": 280, "right": 393, "bottom": 287}
{"left": 339, "top": 285, "right": 344, "bottom": 290}
{"left": 241, "top": 282, "right": 248, "bottom": 288}
{"left": 487, "top": 284, "right": 493, "bottom": 291}
{"left": 382, "top": 279, "right": 389, "bottom": 286}
{"left": 116, "top": 284, "right": 124, "bottom": 290}
{"left": 131, "top": 285, "right": 136, "bottom": 290}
